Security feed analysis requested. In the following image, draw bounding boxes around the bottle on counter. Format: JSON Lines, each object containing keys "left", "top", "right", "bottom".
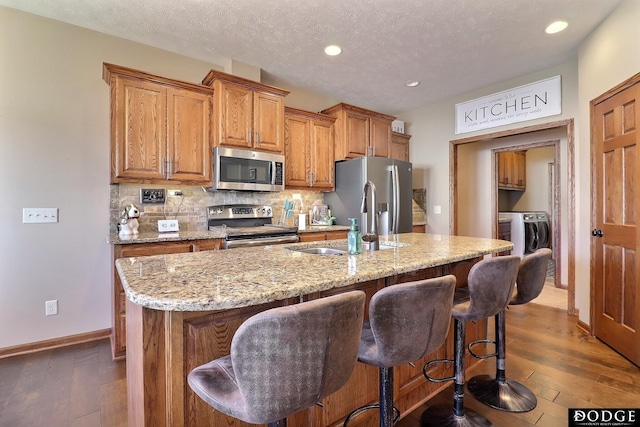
{"left": 347, "top": 217, "right": 362, "bottom": 255}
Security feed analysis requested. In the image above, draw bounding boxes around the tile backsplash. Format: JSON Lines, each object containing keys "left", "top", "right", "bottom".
{"left": 110, "top": 185, "right": 428, "bottom": 233}
{"left": 110, "top": 185, "right": 325, "bottom": 233}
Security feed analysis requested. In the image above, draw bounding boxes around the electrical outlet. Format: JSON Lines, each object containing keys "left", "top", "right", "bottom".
{"left": 45, "top": 299, "right": 58, "bottom": 316}
{"left": 140, "top": 189, "right": 166, "bottom": 204}
{"left": 158, "top": 219, "right": 179, "bottom": 232}
{"left": 167, "top": 189, "right": 183, "bottom": 197}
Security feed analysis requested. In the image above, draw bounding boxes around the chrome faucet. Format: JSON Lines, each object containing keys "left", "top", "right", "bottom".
{"left": 360, "top": 180, "right": 379, "bottom": 251}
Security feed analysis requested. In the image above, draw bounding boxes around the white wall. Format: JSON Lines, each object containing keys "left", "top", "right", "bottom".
{"left": 576, "top": 0, "right": 640, "bottom": 323}
{"left": 0, "top": 7, "right": 227, "bottom": 349}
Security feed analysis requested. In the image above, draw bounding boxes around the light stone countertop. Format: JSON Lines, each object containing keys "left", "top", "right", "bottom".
{"left": 116, "top": 233, "right": 513, "bottom": 312}
{"left": 107, "top": 230, "right": 227, "bottom": 245}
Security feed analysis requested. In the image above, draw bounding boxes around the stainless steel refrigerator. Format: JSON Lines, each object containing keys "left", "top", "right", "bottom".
{"left": 324, "top": 156, "right": 413, "bottom": 234}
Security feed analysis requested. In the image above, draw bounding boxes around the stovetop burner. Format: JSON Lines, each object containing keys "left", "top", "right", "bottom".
{"left": 207, "top": 204, "right": 298, "bottom": 236}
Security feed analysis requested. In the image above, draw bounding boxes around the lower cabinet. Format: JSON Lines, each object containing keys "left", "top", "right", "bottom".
{"left": 298, "top": 230, "right": 349, "bottom": 242}
{"left": 111, "top": 239, "right": 223, "bottom": 360}
{"left": 498, "top": 220, "right": 512, "bottom": 255}
{"left": 412, "top": 224, "right": 426, "bottom": 233}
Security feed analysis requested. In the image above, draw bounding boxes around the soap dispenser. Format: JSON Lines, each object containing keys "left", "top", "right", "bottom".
{"left": 347, "top": 217, "right": 363, "bottom": 255}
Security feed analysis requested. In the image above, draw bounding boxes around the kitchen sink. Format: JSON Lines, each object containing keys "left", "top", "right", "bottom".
{"left": 292, "top": 247, "right": 348, "bottom": 255}
{"left": 290, "top": 242, "right": 409, "bottom": 255}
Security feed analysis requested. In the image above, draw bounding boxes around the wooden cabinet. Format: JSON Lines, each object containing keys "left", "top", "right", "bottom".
{"left": 321, "top": 103, "right": 395, "bottom": 160}
{"left": 412, "top": 224, "right": 426, "bottom": 233}
{"left": 284, "top": 107, "right": 336, "bottom": 190}
{"left": 498, "top": 220, "right": 512, "bottom": 255}
{"left": 103, "top": 63, "right": 213, "bottom": 185}
{"left": 202, "top": 70, "right": 289, "bottom": 154}
{"left": 498, "top": 151, "right": 526, "bottom": 191}
{"left": 111, "top": 239, "right": 223, "bottom": 360}
{"left": 390, "top": 131, "right": 411, "bottom": 161}
{"left": 298, "top": 230, "right": 349, "bottom": 242}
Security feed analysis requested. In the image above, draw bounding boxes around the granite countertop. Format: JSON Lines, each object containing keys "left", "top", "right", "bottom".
{"left": 297, "top": 225, "right": 351, "bottom": 233}
{"left": 107, "top": 230, "right": 227, "bottom": 245}
{"left": 116, "top": 233, "right": 513, "bottom": 312}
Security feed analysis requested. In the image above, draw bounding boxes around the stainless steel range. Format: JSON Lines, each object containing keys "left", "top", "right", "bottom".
{"left": 207, "top": 204, "right": 299, "bottom": 249}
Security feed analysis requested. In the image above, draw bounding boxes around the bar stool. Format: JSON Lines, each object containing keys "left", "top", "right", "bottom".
{"left": 421, "top": 255, "right": 521, "bottom": 427}
{"left": 343, "top": 275, "right": 457, "bottom": 427}
{"left": 466, "top": 248, "right": 553, "bottom": 412}
{"left": 187, "top": 290, "right": 365, "bottom": 427}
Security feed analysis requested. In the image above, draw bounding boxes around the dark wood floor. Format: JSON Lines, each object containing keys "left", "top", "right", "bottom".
{"left": 1, "top": 303, "right": 638, "bottom": 426}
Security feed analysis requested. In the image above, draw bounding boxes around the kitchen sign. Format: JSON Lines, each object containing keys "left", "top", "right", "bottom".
{"left": 455, "top": 75, "right": 561, "bottom": 134}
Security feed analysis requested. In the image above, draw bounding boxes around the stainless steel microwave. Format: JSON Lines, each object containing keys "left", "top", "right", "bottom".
{"left": 213, "top": 147, "right": 285, "bottom": 191}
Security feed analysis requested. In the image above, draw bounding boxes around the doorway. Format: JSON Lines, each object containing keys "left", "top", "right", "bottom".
{"left": 494, "top": 141, "right": 561, "bottom": 289}
{"left": 449, "top": 119, "right": 576, "bottom": 314}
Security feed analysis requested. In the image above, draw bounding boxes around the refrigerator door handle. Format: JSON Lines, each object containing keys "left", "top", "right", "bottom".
{"left": 391, "top": 165, "right": 400, "bottom": 233}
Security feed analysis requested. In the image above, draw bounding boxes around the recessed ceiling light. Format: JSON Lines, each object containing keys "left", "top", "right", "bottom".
{"left": 324, "top": 45, "right": 342, "bottom": 56}
{"left": 405, "top": 80, "right": 420, "bottom": 87}
{"left": 545, "top": 21, "right": 568, "bottom": 34}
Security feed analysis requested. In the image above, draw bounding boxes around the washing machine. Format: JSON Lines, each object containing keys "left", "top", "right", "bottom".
{"left": 499, "top": 212, "right": 550, "bottom": 257}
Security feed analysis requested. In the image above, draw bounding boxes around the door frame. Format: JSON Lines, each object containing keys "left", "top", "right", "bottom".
{"left": 492, "top": 140, "right": 562, "bottom": 289}
{"left": 449, "top": 119, "right": 576, "bottom": 314}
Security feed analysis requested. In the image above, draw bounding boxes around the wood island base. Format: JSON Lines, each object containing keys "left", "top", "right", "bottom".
{"left": 126, "top": 258, "right": 487, "bottom": 427}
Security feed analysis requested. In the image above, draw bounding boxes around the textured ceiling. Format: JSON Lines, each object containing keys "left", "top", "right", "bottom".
{"left": 1, "top": 0, "right": 623, "bottom": 114}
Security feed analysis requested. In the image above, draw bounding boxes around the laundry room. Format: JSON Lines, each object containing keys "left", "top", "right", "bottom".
{"left": 455, "top": 127, "right": 570, "bottom": 291}
{"left": 498, "top": 145, "right": 554, "bottom": 253}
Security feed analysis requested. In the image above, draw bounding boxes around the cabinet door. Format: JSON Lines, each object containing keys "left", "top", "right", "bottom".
{"left": 254, "top": 91, "right": 285, "bottom": 153}
{"left": 285, "top": 114, "right": 311, "bottom": 187}
{"left": 369, "top": 116, "right": 391, "bottom": 157}
{"left": 217, "top": 81, "right": 253, "bottom": 149}
{"left": 514, "top": 151, "right": 526, "bottom": 189}
{"left": 167, "top": 88, "right": 212, "bottom": 184}
{"left": 390, "top": 132, "right": 410, "bottom": 161}
{"left": 310, "top": 119, "right": 334, "bottom": 189}
{"left": 112, "top": 77, "right": 166, "bottom": 182}
{"left": 345, "top": 111, "right": 370, "bottom": 158}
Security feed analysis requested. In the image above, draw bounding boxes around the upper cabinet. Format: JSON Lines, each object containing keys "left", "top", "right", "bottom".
{"left": 202, "top": 70, "right": 289, "bottom": 154}
{"left": 103, "top": 63, "right": 213, "bottom": 185}
{"left": 284, "top": 107, "right": 336, "bottom": 191}
{"left": 498, "top": 151, "right": 526, "bottom": 191}
{"left": 390, "top": 131, "right": 411, "bottom": 162}
{"left": 320, "top": 103, "right": 395, "bottom": 160}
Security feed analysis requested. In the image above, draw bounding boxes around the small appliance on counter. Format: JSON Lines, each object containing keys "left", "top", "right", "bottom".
{"left": 311, "top": 204, "right": 330, "bottom": 225}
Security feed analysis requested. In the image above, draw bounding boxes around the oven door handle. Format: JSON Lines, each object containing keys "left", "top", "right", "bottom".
{"left": 225, "top": 235, "right": 299, "bottom": 249}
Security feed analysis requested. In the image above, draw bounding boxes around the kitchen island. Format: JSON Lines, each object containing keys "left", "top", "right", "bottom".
{"left": 116, "top": 233, "right": 512, "bottom": 427}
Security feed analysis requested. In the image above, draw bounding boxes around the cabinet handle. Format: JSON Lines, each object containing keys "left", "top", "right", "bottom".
{"left": 504, "top": 177, "right": 509, "bottom": 184}
{"left": 161, "top": 158, "right": 165, "bottom": 176}
{"left": 255, "top": 131, "right": 260, "bottom": 145}
{"left": 167, "top": 159, "right": 173, "bottom": 179}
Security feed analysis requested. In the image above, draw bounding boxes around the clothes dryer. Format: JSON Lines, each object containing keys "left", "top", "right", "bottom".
{"left": 498, "top": 212, "right": 550, "bottom": 257}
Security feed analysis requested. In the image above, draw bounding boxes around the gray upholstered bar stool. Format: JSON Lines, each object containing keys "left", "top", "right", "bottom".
{"left": 466, "top": 248, "right": 553, "bottom": 413}
{"left": 421, "top": 255, "right": 520, "bottom": 427}
{"left": 343, "top": 275, "right": 457, "bottom": 427}
{"left": 187, "top": 290, "right": 365, "bottom": 427}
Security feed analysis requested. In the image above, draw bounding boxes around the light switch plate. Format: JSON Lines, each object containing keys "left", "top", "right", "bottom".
{"left": 158, "top": 219, "right": 179, "bottom": 232}
{"left": 23, "top": 208, "right": 58, "bottom": 223}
